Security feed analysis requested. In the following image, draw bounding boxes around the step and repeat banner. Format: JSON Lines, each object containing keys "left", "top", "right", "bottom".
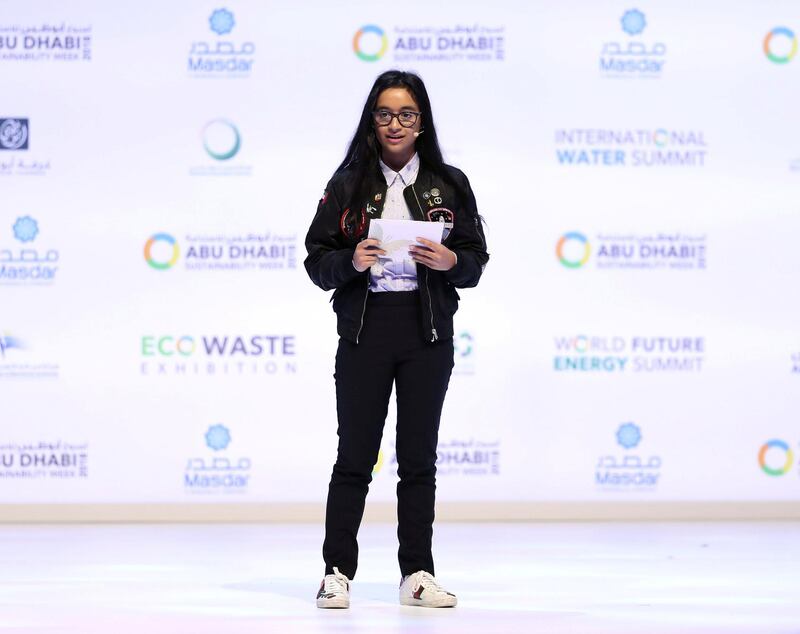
{"left": 1, "top": 0, "right": 799, "bottom": 511}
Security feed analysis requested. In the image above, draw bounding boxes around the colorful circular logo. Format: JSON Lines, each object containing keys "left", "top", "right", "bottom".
{"left": 203, "top": 119, "right": 241, "bottom": 161}
{"left": 759, "top": 439, "right": 794, "bottom": 476}
{"left": 353, "top": 25, "right": 388, "bottom": 62}
{"left": 144, "top": 233, "right": 179, "bottom": 270}
{"left": 764, "top": 27, "right": 797, "bottom": 64}
{"left": 175, "top": 336, "right": 196, "bottom": 356}
{"left": 156, "top": 336, "right": 195, "bottom": 356}
{"left": 556, "top": 232, "right": 591, "bottom": 268}
{"left": 653, "top": 128, "right": 670, "bottom": 147}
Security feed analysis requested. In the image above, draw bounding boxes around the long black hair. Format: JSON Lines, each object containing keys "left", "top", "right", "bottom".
{"left": 335, "top": 70, "right": 461, "bottom": 210}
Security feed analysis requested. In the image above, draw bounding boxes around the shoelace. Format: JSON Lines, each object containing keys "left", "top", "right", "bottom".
{"left": 411, "top": 571, "right": 445, "bottom": 594}
{"left": 324, "top": 567, "right": 349, "bottom": 595}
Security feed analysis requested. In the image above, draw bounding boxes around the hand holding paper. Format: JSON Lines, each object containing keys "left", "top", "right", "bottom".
{"left": 367, "top": 219, "right": 454, "bottom": 272}
{"left": 408, "top": 237, "right": 457, "bottom": 271}
{"left": 352, "top": 239, "right": 385, "bottom": 272}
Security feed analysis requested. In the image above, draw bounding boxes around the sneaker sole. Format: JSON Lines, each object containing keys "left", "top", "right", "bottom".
{"left": 400, "top": 596, "right": 457, "bottom": 608}
{"left": 317, "top": 597, "right": 350, "bottom": 609}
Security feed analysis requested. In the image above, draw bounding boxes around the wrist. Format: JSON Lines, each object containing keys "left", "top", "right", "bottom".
{"left": 448, "top": 250, "right": 458, "bottom": 270}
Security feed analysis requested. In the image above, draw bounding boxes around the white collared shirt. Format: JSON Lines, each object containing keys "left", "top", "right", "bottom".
{"left": 369, "top": 153, "right": 420, "bottom": 293}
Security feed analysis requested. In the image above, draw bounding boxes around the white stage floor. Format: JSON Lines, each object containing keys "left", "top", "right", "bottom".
{"left": 0, "top": 522, "right": 798, "bottom": 633}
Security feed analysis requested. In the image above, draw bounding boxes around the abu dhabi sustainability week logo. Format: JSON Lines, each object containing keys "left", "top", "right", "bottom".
{"left": 0, "top": 440, "right": 89, "bottom": 479}
{"left": 352, "top": 22, "right": 505, "bottom": 63}
{"left": 143, "top": 231, "right": 296, "bottom": 272}
{"left": 374, "top": 437, "right": 501, "bottom": 478}
{"left": 0, "top": 21, "right": 92, "bottom": 62}
{"left": 556, "top": 231, "right": 707, "bottom": 270}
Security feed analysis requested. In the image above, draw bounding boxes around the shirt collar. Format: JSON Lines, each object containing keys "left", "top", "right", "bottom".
{"left": 379, "top": 152, "right": 420, "bottom": 187}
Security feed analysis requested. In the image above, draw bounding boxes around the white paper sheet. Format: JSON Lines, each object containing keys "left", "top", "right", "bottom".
{"left": 367, "top": 218, "right": 444, "bottom": 265}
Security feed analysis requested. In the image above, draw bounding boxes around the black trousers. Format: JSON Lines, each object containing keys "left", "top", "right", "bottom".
{"left": 323, "top": 290, "right": 454, "bottom": 579}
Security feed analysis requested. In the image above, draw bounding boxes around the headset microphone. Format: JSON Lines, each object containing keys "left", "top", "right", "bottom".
{"left": 413, "top": 130, "right": 424, "bottom": 138}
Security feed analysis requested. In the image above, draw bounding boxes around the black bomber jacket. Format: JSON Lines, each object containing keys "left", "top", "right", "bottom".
{"left": 304, "top": 161, "right": 489, "bottom": 344}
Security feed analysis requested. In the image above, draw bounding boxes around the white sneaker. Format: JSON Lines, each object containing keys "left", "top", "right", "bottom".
{"left": 399, "top": 570, "right": 457, "bottom": 608}
{"left": 316, "top": 567, "right": 350, "bottom": 609}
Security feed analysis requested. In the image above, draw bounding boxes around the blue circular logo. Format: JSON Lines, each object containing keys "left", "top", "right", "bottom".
{"left": 203, "top": 119, "right": 241, "bottom": 161}
{"left": 12, "top": 216, "right": 39, "bottom": 243}
{"left": 209, "top": 9, "right": 235, "bottom": 35}
{"left": 616, "top": 423, "right": 642, "bottom": 449}
{"left": 205, "top": 424, "right": 232, "bottom": 451}
{"left": 621, "top": 9, "right": 646, "bottom": 36}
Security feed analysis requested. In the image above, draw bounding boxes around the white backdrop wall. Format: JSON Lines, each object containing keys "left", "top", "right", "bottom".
{"left": 1, "top": 0, "right": 799, "bottom": 514}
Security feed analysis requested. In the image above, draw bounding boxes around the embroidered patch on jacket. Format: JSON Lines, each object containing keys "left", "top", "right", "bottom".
{"left": 339, "top": 207, "right": 367, "bottom": 239}
{"left": 427, "top": 207, "right": 454, "bottom": 224}
{"left": 427, "top": 207, "right": 454, "bottom": 240}
{"left": 321, "top": 190, "right": 329, "bottom": 204}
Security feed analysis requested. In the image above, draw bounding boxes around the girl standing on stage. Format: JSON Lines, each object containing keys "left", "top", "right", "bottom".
{"left": 304, "top": 69, "right": 489, "bottom": 609}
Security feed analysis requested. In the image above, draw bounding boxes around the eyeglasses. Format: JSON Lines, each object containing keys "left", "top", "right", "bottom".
{"left": 372, "top": 109, "right": 421, "bottom": 128}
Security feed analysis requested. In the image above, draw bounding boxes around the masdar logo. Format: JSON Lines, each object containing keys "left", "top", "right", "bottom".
{"left": 188, "top": 7, "right": 255, "bottom": 77}
{"left": 596, "top": 422, "right": 662, "bottom": 489}
{"left": 184, "top": 424, "right": 252, "bottom": 493}
{"left": 600, "top": 8, "right": 666, "bottom": 77}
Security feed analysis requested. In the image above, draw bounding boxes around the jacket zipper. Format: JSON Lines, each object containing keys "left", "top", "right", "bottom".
{"left": 355, "top": 273, "right": 369, "bottom": 344}
{"left": 355, "top": 184, "right": 387, "bottom": 345}
{"left": 411, "top": 183, "right": 438, "bottom": 342}
{"left": 425, "top": 270, "right": 437, "bottom": 342}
